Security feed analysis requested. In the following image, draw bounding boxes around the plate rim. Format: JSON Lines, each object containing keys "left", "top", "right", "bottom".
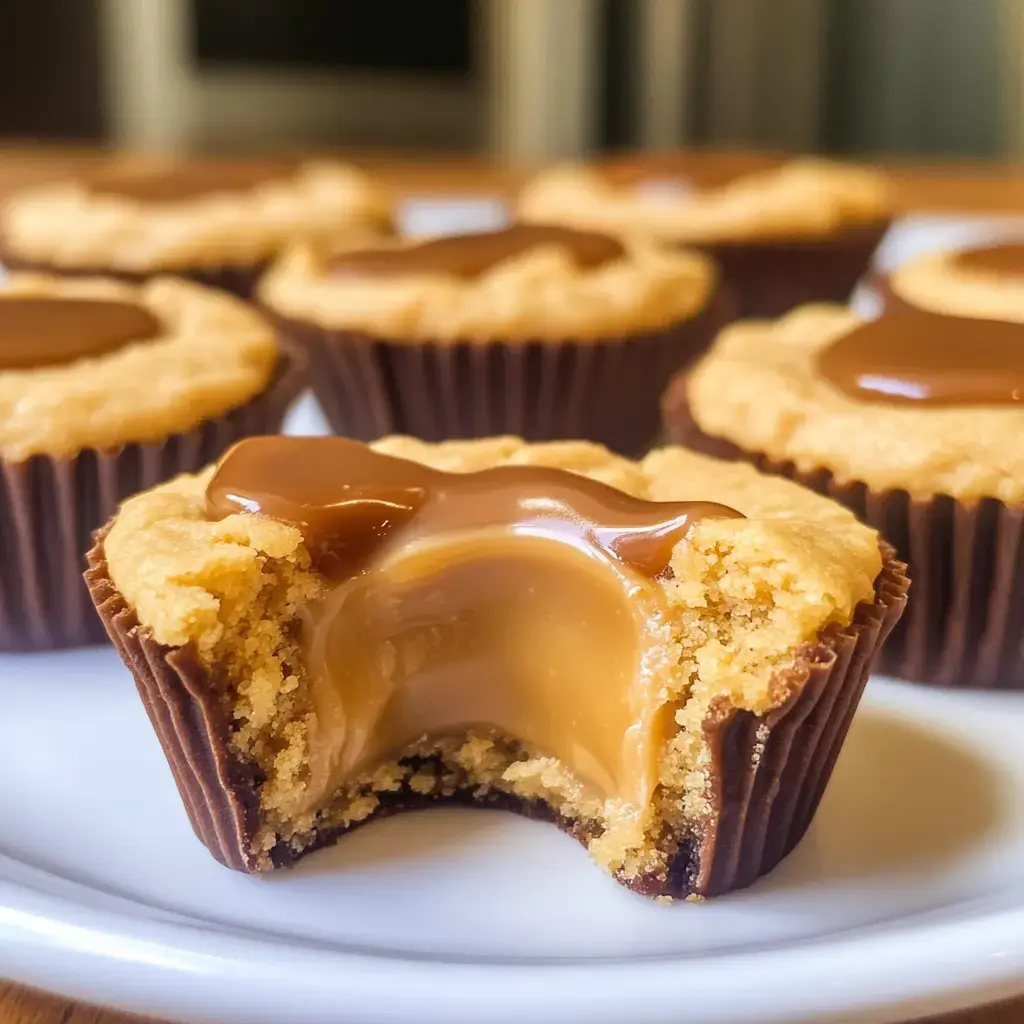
{"left": 0, "top": 861, "right": 1022, "bottom": 1024}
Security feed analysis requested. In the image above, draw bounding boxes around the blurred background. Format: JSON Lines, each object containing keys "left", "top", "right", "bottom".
{"left": 0, "top": 0, "right": 1020, "bottom": 163}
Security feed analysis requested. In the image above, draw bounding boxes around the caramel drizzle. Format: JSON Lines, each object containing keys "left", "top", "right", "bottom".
{"left": 86, "top": 160, "right": 298, "bottom": 203}
{"left": 818, "top": 311, "right": 1024, "bottom": 406}
{"left": 206, "top": 436, "right": 741, "bottom": 580}
{"left": 330, "top": 224, "right": 625, "bottom": 280}
{"left": 951, "top": 242, "right": 1024, "bottom": 279}
{"left": 602, "top": 150, "right": 784, "bottom": 193}
{"left": 0, "top": 296, "right": 162, "bottom": 370}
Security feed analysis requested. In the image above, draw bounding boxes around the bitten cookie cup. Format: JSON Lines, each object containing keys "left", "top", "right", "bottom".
{"left": 0, "top": 273, "right": 305, "bottom": 650}
{"left": 518, "top": 153, "right": 894, "bottom": 319}
{"left": 664, "top": 304, "right": 1024, "bottom": 688}
{"left": 0, "top": 159, "right": 393, "bottom": 298}
{"left": 259, "top": 225, "right": 723, "bottom": 456}
{"left": 85, "top": 436, "right": 906, "bottom": 899}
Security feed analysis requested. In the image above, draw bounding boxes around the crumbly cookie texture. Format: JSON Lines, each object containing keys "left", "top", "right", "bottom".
{"left": 684, "top": 304, "right": 1024, "bottom": 501}
{"left": 259, "top": 234, "right": 715, "bottom": 340}
{"left": 889, "top": 248, "right": 1024, "bottom": 323}
{"left": 0, "top": 162, "right": 391, "bottom": 272}
{"left": 519, "top": 159, "right": 893, "bottom": 244}
{"left": 104, "top": 436, "right": 880, "bottom": 880}
{"left": 0, "top": 274, "right": 277, "bottom": 460}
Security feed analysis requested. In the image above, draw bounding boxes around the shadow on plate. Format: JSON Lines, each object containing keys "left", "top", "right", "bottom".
{"left": 277, "top": 806, "right": 564, "bottom": 878}
{"left": 772, "top": 707, "right": 1007, "bottom": 886}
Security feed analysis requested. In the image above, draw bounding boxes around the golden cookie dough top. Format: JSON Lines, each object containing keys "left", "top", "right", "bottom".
{"left": 518, "top": 155, "right": 893, "bottom": 244}
{"left": 684, "top": 305, "right": 1024, "bottom": 501}
{"left": 0, "top": 160, "right": 392, "bottom": 272}
{"left": 258, "top": 225, "right": 716, "bottom": 341}
{"left": 103, "top": 435, "right": 881, "bottom": 661}
{"left": 889, "top": 242, "right": 1024, "bottom": 323}
{"left": 0, "top": 273, "right": 277, "bottom": 460}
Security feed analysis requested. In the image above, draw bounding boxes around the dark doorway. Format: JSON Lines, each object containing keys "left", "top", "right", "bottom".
{"left": 0, "top": 0, "right": 105, "bottom": 141}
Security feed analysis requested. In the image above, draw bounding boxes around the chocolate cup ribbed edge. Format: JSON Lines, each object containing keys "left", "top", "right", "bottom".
{"left": 695, "top": 220, "right": 891, "bottom": 320}
{"left": 0, "top": 345, "right": 306, "bottom": 652}
{"left": 264, "top": 287, "right": 730, "bottom": 457}
{"left": 0, "top": 250, "right": 270, "bottom": 299}
{"left": 662, "top": 382, "right": 1024, "bottom": 689}
{"left": 83, "top": 535, "right": 907, "bottom": 898}
{"left": 696, "top": 548, "right": 906, "bottom": 895}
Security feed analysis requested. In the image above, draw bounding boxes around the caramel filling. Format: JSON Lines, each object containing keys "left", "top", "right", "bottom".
{"left": 330, "top": 224, "right": 625, "bottom": 279}
{"left": 206, "top": 436, "right": 740, "bottom": 820}
{"left": 951, "top": 242, "right": 1024, "bottom": 279}
{"left": 0, "top": 296, "right": 161, "bottom": 370}
{"left": 602, "top": 151, "right": 783, "bottom": 195}
{"left": 818, "top": 311, "right": 1024, "bottom": 405}
{"left": 86, "top": 160, "right": 298, "bottom": 202}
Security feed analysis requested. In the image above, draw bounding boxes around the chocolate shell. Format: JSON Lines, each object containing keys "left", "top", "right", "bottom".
{"left": 696, "top": 221, "right": 890, "bottom": 319}
{"left": 266, "top": 292, "right": 728, "bottom": 457}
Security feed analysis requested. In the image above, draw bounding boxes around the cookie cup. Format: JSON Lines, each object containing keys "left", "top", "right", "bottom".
{"left": 85, "top": 438, "right": 906, "bottom": 897}
{"left": 664, "top": 306, "right": 1024, "bottom": 688}
{"left": 519, "top": 156, "right": 893, "bottom": 319}
{"left": 0, "top": 274, "right": 305, "bottom": 649}
{"left": 260, "top": 233, "right": 722, "bottom": 455}
{"left": 1, "top": 160, "right": 392, "bottom": 298}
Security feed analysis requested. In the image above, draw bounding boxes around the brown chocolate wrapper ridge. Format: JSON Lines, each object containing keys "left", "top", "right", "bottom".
{"left": 0, "top": 250, "right": 269, "bottom": 299}
{"left": 83, "top": 538, "right": 906, "bottom": 898}
{"left": 695, "top": 220, "right": 890, "bottom": 320}
{"left": 266, "top": 288, "right": 729, "bottom": 457}
{"left": 662, "top": 382, "right": 1024, "bottom": 689}
{"left": 0, "top": 346, "right": 305, "bottom": 651}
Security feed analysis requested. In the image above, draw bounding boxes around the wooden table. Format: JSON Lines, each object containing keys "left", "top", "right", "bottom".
{"left": 2, "top": 146, "right": 1023, "bottom": 1024}
{"left": 4, "top": 985, "right": 1023, "bottom": 1024}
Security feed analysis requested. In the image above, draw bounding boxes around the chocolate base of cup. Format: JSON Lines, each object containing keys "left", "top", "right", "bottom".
{"left": 662, "top": 383, "right": 1024, "bottom": 689}
{"left": 695, "top": 220, "right": 891, "bottom": 320}
{"left": 84, "top": 538, "right": 906, "bottom": 898}
{"left": 0, "top": 250, "right": 269, "bottom": 299}
{"left": 0, "top": 347, "right": 305, "bottom": 651}
{"left": 266, "top": 291, "right": 728, "bottom": 458}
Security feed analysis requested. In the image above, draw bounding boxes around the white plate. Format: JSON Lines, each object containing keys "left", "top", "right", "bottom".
{"left": 872, "top": 214, "right": 1024, "bottom": 272}
{"left": 397, "top": 195, "right": 510, "bottom": 238}
{"left": 0, "top": 651, "right": 1023, "bottom": 1024}
{"left": 3, "top": 212, "right": 1024, "bottom": 1024}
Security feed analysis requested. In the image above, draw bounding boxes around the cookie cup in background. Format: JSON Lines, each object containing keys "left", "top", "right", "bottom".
{"left": 664, "top": 304, "right": 1024, "bottom": 688}
{"left": 869, "top": 241, "right": 1024, "bottom": 319}
{"left": 519, "top": 152, "right": 893, "bottom": 319}
{"left": 85, "top": 435, "right": 906, "bottom": 897}
{"left": 0, "top": 160, "right": 393, "bottom": 298}
{"left": 0, "top": 273, "right": 304, "bottom": 650}
{"left": 259, "top": 225, "right": 721, "bottom": 455}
